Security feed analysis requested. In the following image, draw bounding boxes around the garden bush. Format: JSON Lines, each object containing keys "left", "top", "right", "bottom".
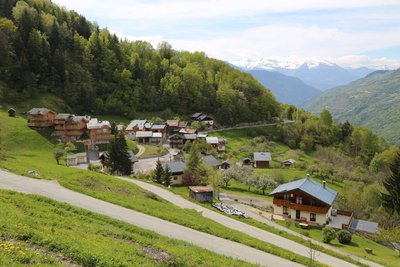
{"left": 322, "top": 227, "right": 336, "bottom": 243}
{"left": 337, "top": 230, "right": 352, "bottom": 244}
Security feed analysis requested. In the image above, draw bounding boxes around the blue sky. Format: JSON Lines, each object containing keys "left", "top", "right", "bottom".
{"left": 52, "top": 0, "right": 400, "bottom": 69}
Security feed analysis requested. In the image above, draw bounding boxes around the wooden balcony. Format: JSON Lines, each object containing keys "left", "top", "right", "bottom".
{"left": 273, "top": 198, "right": 329, "bottom": 214}
{"left": 65, "top": 125, "right": 85, "bottom": 130}
{"left": 28, "top": 121, "right": 54, "bottom": 127}
{"left": 65, "top": 130, "right": 85, "bottom": 136}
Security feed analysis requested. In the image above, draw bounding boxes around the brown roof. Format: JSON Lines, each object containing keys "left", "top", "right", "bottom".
{"left": 189, "top": 186, "right": 213, "bottom": 193}
{"left": 28, "top": 108, "right": 55, "bottom": 115}
{"left": 178, "top": 121, "right": 188, "bottom": 128}
{"left": 166, "top": 120, "right": 179, "bottom": 127}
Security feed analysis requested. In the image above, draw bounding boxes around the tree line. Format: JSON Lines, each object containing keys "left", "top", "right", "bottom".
{"left": 0, "top": 0, "right": 280, "bottom": 125}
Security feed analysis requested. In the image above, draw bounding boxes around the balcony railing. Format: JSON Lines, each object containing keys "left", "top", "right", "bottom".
{"left": 273, "top": 198, "right": 329, "bottom": 214}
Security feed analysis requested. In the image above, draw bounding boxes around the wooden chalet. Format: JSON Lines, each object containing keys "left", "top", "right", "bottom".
{"left": 169, "top": 134, "right": 184, "bottom": 149}
{"left": 270, "top": 178, "right": 338, "bottom": 226}
{"left": 63, "top": 115, "right": 90, "bottom": 142}
{"left": 189, "top": 186, "right": 213, "bottom": 202}
{"left": 253, "top": 152, "right": 271, "bottom": 168}
{"left": 162, "top": 160, "right": 186, "bottom": 184}
{"left": 7, "top": 108, "right": 16, "bottom": 117}
{"left": 87, "top": 118, "right": 111, "bottom": 145}
{"left": 126, "top": 120, "right": 148, "bottom": 135}
{"left": 27, "top": 108, "right": 56, "bottom": 129}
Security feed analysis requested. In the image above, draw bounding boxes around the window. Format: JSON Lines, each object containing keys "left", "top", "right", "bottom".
{"left": 283, "top": 194, "right": 290, "bottom": 200}
{"left": 310, "top": 213, "right": 316, "bottom": 222}
{"left": 296, "top": 197, "right": 302, "bottom": 204}
{"left": 283, "top": 206, "right": 289, "bottom": 215}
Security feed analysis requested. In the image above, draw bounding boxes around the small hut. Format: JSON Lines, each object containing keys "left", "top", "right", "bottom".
{"left": 189, "top": 186, "right": 213, "bottom": 202}
{"left": 7, "top": 108, "right": 16, "bottom": 117}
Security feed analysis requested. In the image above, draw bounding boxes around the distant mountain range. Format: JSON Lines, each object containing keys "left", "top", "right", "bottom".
{"left": 232, "top": 58, "right": 375, "bottom": 91}
{"left": 304, "top": 69, "right": 400, "bottom": 145}
{"left": 245, "top": 70, "right": 321, "bottom": 106}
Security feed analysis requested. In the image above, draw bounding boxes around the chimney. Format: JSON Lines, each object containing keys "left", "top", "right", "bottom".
{"left": 322, "top": 180, "right": 326, "bottom": 188}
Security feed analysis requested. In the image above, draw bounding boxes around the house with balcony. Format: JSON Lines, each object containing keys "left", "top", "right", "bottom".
{"left": 87, "top": 118, "right": 111, "bottom": 145}
{"left": 63, "top": 115, "right": 90, "bottom": 142}
{"left": 270, "top": 178, "right": 338, "bottom": 226}
{"left": 126, "top": 120, "right": 148, "bottom": 136}
{"left": 27, "top": 108, "right": 56, "bottom": 129}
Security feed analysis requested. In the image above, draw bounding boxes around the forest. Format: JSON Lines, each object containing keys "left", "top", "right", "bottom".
{"left": 0, "top": 0, "right": 280, "bottom": 125}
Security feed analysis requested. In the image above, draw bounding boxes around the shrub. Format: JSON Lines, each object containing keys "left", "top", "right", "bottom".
{"left": 337, "top": 230, "right": 352, "bottom": 244}
{"left": 88, "top": 164, "right": 101, "bottom": 172}
{"left": 322, "top": 227, "right": 336, "bottom": 243}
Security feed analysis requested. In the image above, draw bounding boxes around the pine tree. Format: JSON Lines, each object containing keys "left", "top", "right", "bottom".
{"left": 186, "top": 142, "right": 201, "bottom": 177}
{"left": 381, "top": 152, "right": 400, "bottom": 214}
{"left": 107, "top": 133, "right": 132, "bottom": 175}
{"left": 153, "top": 159, "right": 164, "bottom": 184}
{"left": 164, "top": 165, "right": 172, "bottom": 187}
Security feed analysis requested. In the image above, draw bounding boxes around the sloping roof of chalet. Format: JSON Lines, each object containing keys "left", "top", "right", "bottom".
{"left": 178, "top": 121, "right": 188, "bottom": 128}
{"left": 202, "top": 155, "right": 220, "bottom": 167}
{"left": 191, "top": 113, "right": 203, "bottom": 119}
{"left": 126, "top": 120, "right": 147, "bottom": 131}
{"left": 66, "top": 152, "right": 87, "bottom": 159}
{"left": 269, "top": 178, "right": 338, "bottom": 206}
{"left": 67, "top": 115, "right": 90, "bottom": 125}
{"left": 169, "top": 133, "right": 184, "bottom": 140}
{"left": 282, "top": 159, "right": 296, "bottom": 164}
{"left": 135, "top": 131, "right": 153, "bottom": 138}
{"left": 179, "top": 128, "right": 197, "bottom": 134}
{"left": 166, "top": 120, "right": 179, "bottom": 127}
{"left": 163, "top": 160, "right": 186, "bottom": 174}
{"left": 152, "top": 132, "right": 163, "bottom": 138}
{"left": 198, "top": 114, "right": 213, "bottom": 121}
{"left": 197, "top": 132, "right": 208, "bottom": 138}
{"left": 206, "top": 136, "right": 219, "bottom": 144}
{"left": 151, "top": 124, "right": 166, "bottom": 130}
{"left": 8, "top": 108, "right": 16, "bottom": 112}
{"left": 87, "top": 118, "right": 111, "bottom": 129}
{"left": 28, "top": 108, "right": 54, "bottom": 115}
{"left": 254, "top": 152, "right": 271, "bottom": 161}
{"left": 127, "top": 151, "right": 139, "bottom": 163}
{"left": 184, "top": 134, "right": 197, "bottom": 140}
{"left": 55, "top": 113, "right": 71, "bottom": 120}
{"left": 144, "top": 122, "right": 153, "bottom": 129}
{"left": 189, "top": 186, "right": 213, "bottom": 193}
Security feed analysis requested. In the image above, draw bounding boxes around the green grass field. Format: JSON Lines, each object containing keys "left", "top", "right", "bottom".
{"left": 0, "top": 190, "right": 256, "bottom": 267}
{"left": 140, "top": 144, "right": 168, "bottom": 158}
{"left": 0, "top": 109, "right": 323, "bottom": 267}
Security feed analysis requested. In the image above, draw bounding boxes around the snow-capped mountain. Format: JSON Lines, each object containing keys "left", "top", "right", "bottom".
{"left": 231, "top": 58, "right": 375, "bottom": 91}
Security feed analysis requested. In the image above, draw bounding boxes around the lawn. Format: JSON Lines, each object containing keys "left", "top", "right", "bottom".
{"left": 275, "top": 221, "right": 399, "bottom": 267}
{"left": 0, "top": 190, "right": 256, "bottom": 267}
{"left": 0, "top": 109, "right": 322, "bottom": 267}
{"left": 140, "top": 144, "right": 168, "bottom": 157}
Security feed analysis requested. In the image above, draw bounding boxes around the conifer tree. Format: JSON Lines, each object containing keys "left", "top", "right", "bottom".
{"left": 381, "top": 152, "right": 400, "bottom": 214}
{"left": 153, "top": 158, "right": 164, "bottom": 184}
{"left": 164, "top": 165, "right": 172, "bottom": 187}
{"left": 107, "top": 133, "right": 132, "bottom": 175}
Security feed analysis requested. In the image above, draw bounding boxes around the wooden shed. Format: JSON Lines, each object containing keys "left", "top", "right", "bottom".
{"left": 189, "top": 186, "right": 213, "bottom": 202}
{"left": 7, "top": 108, "right": 16, "bottom": 117}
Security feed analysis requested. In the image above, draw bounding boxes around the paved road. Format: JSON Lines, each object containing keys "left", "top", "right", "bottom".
{"left": 0, "top": 169, "right": 301, "bottom": 267}
{"left": 121, "top": 178, "right": 369, "bottom": 267}
{"left": 207, "top": 120, "right": 294, "bottom": 133}
{"left": 134, "top": 149, "right": 173, "bottom": 174}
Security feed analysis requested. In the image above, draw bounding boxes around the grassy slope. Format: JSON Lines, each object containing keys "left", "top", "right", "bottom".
{"left": 0, "top": 190, "right": 255, "bottom": 267}
{"left": 0, "top": 108, "right": 320, "bottom": 266}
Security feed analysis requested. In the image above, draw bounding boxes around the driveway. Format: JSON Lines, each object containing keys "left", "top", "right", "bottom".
{"left": 121, "top": 178, "right": 380, "bottom": 267}
{"left": 134, "top": 148, "right": 180, "bottom": 174}
{"left": 0, "top": 169, "right": 300, "bottom": 267}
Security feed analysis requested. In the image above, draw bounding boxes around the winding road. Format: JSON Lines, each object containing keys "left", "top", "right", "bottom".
{"left": 0, "top": 169, "right": 301, "bottom": 267}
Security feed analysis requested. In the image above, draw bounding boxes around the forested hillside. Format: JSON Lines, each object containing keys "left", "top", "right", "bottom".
{"left": 305, "top": 69, "right": 400, "bottom": 145}
{"left": 0, "top": 0, "right": 280, "bottom": 125}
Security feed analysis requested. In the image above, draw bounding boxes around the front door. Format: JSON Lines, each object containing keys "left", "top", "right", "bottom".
{"left": 296, "top": 210, "right": 301, "bottom": 220}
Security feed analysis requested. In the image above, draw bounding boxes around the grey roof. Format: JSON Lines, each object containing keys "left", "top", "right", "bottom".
{"left": 254, "top": 152, "right": 272, "bottom": 161}
{"left": 127, "top": 151, "right": 138, "bottom": 163}
{"left": 126, "top": 120, "right": 147, "bottom": 131}
{"left": 163, "top": 161, "right": 186, "bottom": 174}
{"left": 184, "top": 134, "right": 197, "bottom": 140}
{"left": 55, "top": 113, "right": 71, "bottom": 120}
{"left": 86, "top": 150, "right": 100, "bottom": 161}
{"left": 206, "top": 136, "right": 219, "bottom": 144}
{"left": 198, "top": 115, "right": 213, "bottom": 121}
{"left": 67, "top": 115, "right": 90, "bottom": 124}
{"left": 151, "top": 124, "right": 165, "bottom": 130}
{"left": 350, "top": 219, "right": 378, "bottom": 234}
{"left": 28, "top": 108, "right": 53, "bottom": 115}
{"left": 269, "top": 178, "right": 338, "bottom": 206}
{"left": 144, "top": 122, "right": 153, "bottom": 129}
{"left": 282, "top": 159, "right": 296, "bottom": 164}
{"left": 202, "top": 155, "right": 220, "bottom": 167}
{"left": 191, "top": 113, "right": 202, "bottom": 119}
{"left": 178, "top": 121, "right": 188, "bottom": 128}
{"left": 135, "top": 131, "right": 153, "bottom": 138}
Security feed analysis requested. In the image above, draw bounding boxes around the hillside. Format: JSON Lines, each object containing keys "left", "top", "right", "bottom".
{"left": 0, "top": 0, "right": 279, "bottom": 126}
{"left": 246, "top": 69, "right": 321, "bottom": 106}
{"left": 304, "top": 69, "right": 400, "bottom": 145}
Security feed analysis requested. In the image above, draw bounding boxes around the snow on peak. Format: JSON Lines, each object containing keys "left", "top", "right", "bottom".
{"left": 230, "top": 58, "right": 337, "bottom": 70}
